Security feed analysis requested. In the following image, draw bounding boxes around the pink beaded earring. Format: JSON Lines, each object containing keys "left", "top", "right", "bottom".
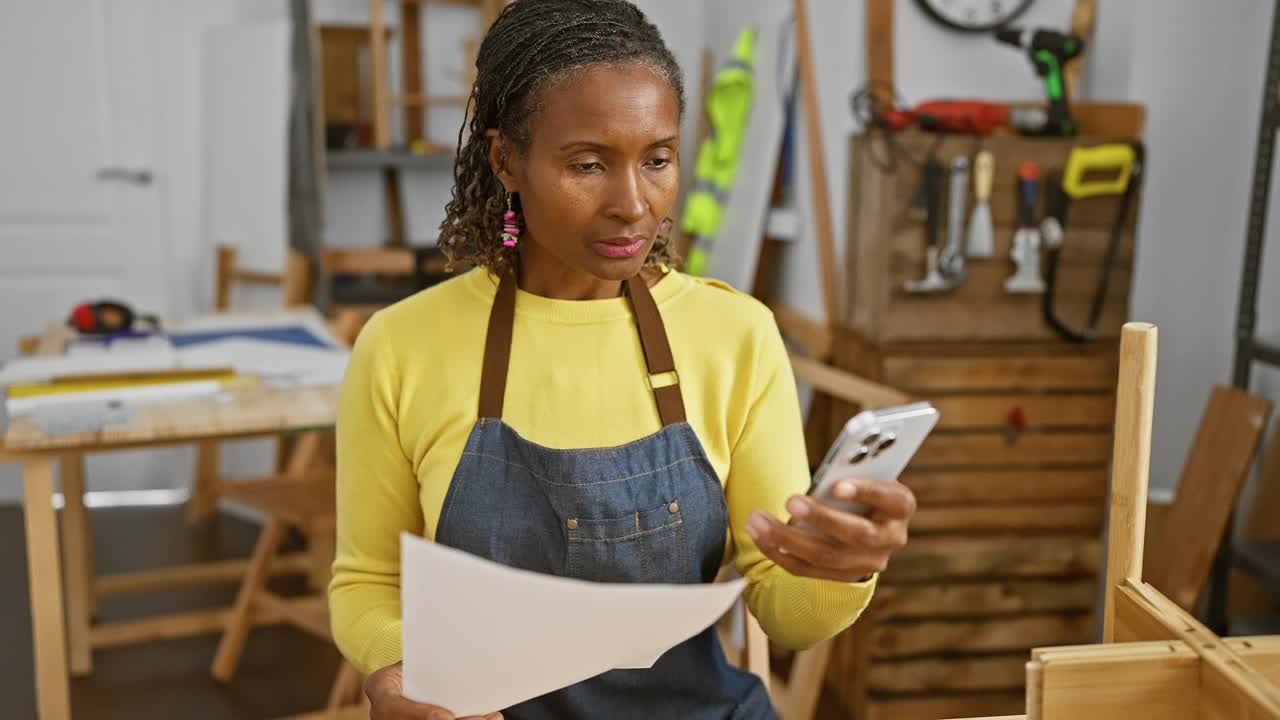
{"left": 657, "top": 217, "right": 672, "bottom": 243}
{"left": 501, "top": 192, "right": 521, "bottom": 248}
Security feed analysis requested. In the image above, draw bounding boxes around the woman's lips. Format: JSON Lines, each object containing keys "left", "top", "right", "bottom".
{"left": 592, "top": 236, "right": 647, "bottom": 259}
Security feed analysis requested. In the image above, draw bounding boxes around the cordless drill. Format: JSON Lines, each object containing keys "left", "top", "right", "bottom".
{"left": 996, "top": 27, "right": 1085, "bottom": 137}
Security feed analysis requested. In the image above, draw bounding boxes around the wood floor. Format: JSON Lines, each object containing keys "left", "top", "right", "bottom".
{"left": 1, "top": 504, "right": 343, "bottom": 720}
{"left": 2, "top": 503, "right": 861, "bottom": 720}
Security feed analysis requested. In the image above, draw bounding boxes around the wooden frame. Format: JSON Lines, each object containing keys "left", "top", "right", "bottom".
{"left": 368, "top": 0, "right": 508, "bottom": 150}
{"left": 946, "top": 322, "right": 1280, "bottom": 720}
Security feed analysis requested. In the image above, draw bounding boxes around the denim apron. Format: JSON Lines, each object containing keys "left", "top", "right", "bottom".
{"left": 434, "top": 272, "right": 776, "bottom": 719}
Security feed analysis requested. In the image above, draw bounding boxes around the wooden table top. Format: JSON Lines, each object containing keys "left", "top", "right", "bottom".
{"left": 0, "top": 383, "right": 338, "bottom": 456}
{"left": 2, "top": 309, "right": 348, "bottom": 458}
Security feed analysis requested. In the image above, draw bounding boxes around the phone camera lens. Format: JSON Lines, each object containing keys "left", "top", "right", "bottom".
{"left": 860, "top": 432, "right": 881, "bottom": 446}
{"left": 871, "top": 434, "right": 897, "bottom": 458}
{"left": 848, "top": 446, "right": 870, "bottom": 464}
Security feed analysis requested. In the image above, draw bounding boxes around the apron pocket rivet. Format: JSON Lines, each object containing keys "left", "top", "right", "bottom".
{"left": 668, "top": 502, "right": 679, "bottom": 514}
{"left": 566, "top": 518, "right": 579, "bottom": 530}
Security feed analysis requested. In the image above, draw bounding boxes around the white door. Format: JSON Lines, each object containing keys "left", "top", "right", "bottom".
{"left": 0, "top": 0, "right": 183, "bottom": 502}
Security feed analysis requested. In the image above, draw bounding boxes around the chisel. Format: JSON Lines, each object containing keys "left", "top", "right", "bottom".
{"left": 938, "top": 156, "right": 970, "bottom": 283}
{"left": 966, "top": 150, "right": 995, "bottom": 258}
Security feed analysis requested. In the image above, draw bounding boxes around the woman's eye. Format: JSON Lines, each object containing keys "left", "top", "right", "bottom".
{"left": 573, "top": 162, "right": 604, "bottom": 174}
{"left": 647, "top": 158, "right": 672, "bottom": 170}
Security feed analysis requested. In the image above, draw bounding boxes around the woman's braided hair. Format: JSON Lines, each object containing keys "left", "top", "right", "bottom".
{"left": 438, "top": 0, "right": 685, "bottom": 275}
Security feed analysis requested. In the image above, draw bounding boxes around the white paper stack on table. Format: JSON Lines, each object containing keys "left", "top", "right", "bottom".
{"left": 400, "top": 534, "right": 746, "bottom": 717}
{"left": 0, "top": 310, "right": 351, "bottom": 432}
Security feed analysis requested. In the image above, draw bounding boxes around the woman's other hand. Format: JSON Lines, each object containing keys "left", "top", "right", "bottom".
{"left": 366, "top": 662, "right": 504, "bottom": 720}
{"left": 745, "top": 478, "right": 916, "bottom": 583}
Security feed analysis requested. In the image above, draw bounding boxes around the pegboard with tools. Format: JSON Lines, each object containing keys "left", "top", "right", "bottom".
{"left": 812, "top": 126, "right": 1147, "bottom": 720}
{"left": 845, "top": 131, "right": 1144, "bottom": 345}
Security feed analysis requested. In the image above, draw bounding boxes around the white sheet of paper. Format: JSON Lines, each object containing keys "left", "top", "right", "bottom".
{"left": 0, "top": 347, "right": 177, "bottom": 386}
{"left": 174, "top": 338, "right": 349, "bottom": 386}
{"left": 400, "top": 533, "right": 746, "bottom": 716}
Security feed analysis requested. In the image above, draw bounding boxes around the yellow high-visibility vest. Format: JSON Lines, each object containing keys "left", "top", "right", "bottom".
{"left": 682, "top": 26, "right": 756, "bottom": 276}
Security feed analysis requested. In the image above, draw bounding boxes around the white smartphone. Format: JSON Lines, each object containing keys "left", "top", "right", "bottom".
{"left": 808, "top": 401, "right": 940, "bottom": 516}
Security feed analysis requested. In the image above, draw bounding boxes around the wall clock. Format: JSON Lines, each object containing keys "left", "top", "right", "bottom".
{"left": 914, "top": 0, "right": 1036, "bottom": 33}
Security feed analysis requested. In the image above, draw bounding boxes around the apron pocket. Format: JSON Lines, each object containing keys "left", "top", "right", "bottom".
{"left": 566, "top": 500, "right": 688, "bottom": 583}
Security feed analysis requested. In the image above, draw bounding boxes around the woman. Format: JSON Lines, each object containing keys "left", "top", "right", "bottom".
{"left": 331, "top": 1, "right": 916, "bottom": 718}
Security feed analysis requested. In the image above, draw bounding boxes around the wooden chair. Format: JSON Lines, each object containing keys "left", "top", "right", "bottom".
{"left": 210, "top": 310, "right": 366, "bottom": 713}
{"left": 187, "top": 244, "right": 315, "bottom": 522}
{"left": 321, "top": 246, "right": 455, "bottom": 321}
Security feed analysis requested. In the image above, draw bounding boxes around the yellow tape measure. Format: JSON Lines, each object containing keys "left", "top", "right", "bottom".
{"left": 1061, "top": 143, "right": 1136, "bottom": 199}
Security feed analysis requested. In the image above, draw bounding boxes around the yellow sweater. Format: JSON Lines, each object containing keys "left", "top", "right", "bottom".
{"left": 330, "top": 267, "right": 876, "bottom": 674}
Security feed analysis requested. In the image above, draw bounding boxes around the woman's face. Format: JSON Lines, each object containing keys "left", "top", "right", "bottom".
{"left": 494, "top": 62, "right": 681, "bottom": 284}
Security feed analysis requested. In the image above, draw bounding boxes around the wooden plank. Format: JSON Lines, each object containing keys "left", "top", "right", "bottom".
{"left": 771, "top": 303, "right": 833, "bottom": 359}
{"left": 381, "top": 167, "right": 407, "bottom": 247}
{"left": 1229, "top": 636, "right": 1280, "bottom": 682}
{"left": 932, "top": 394, "right": 1115, "bottom": 431}
{"left": 186, "top": 439, "right": 221, "bottom": 522}
{"left": 1024, "top": 637, "right": 1280, "bottom": 719}
{"left": 216, "top": 245, "right": 237, "bottom": 310}
{"left": 24, "top": 457, "right": 71, "bottom": 720}
{"left": 369, "top": 0, "right": 390, "bottom": 149}
{"left": 870, "top": 613, "right": 1094, "bottom": 659}
{"left": 319, "top": 26, "right": 365, "bottom": 127}
{"left": 867, "top": 654, "right": 1029, "bottom": 692}
{"left": 867, "top": 693, "right": 1025, "bottom": 720}
{"left": 794, "top": 0, "right": 840, "bottom": 326}
{"left": 883, "top": 535, "right": 1101, "bottom": 582}
{"left": 59, "top": 453, "right": 93, "bottom": 676}
{"left": 1112, "top": 580, "right": 1177, "bottom": 644}
{"left": 323, "top": 247, "right": 415, "bottom": 275}
{"left": 94, "top": 554, "right": 312, "bottom": 598}
{"left": 1, "top": 384, "right": 339, "bottom": 453}
{"left": 779, "top": 639, "right": 830, "bottom": 719}
{"left": 255, "top": 592, "right": 331, "bottom": 639}
{"left": 881, "top": 300, "right": 1129, "bottom": 343}
{"left": 865, "top": 0, "right": 893, "bottom": 106}
{"left": 283, "top": 249, "right": 313, "bottom": 306}
{"left": 1070, "top": 101, "right": 1146, "bottom": 140}
{"left": 1038, "top": 644, "right": 1199, "bottom": 720}
{"left": 1103, "top": 323, "right": 1157, "bottom": 643}
{"left": 400, "top": 0, "right": 424, "bottom": 142}
{"left": 901, "top": 469, "right": 1107, "bottom": 503}
{"left": 914, "top": 431, "right": 1113, "bottom": 468}
{"left": 327, "top": 662, "right": 364, "bottom": 710}
{"left": 883, "top": 355, "right": 1117, "bottom": 392}
{"left": 1119, "top": 581, "right": 1280, "bottom": 718}
{"left": 1066, "top": 0, "right": 1098, "bottom": 101}
{"left": 874, "top": 579, "right": 1098, "bottom": 619}
{"left": 88, "top": 603, "right": 287, "bottom": 650}
{"left": 912, "top": 501, "right": 1104, "bottom": 534}
{"left": 1245, "top": 419, "right": 1280, "bottom": 540}
{"left": 789, "top": 352, "right": 909, "bottom": 409}
{"left": 1147, "top": 385, "right": 1273, "bottom": 611}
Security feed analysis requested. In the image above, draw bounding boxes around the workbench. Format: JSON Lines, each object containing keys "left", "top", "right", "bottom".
{"left": 3, "top": 358, "right": 339, "bottom": 719}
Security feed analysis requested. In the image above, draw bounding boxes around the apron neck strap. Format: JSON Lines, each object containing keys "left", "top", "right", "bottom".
{"left": 623, "top": 275, "right": 687, "bottom": 425}
{"left": 477, "top": 271, "right": 686, "bottom": 426}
